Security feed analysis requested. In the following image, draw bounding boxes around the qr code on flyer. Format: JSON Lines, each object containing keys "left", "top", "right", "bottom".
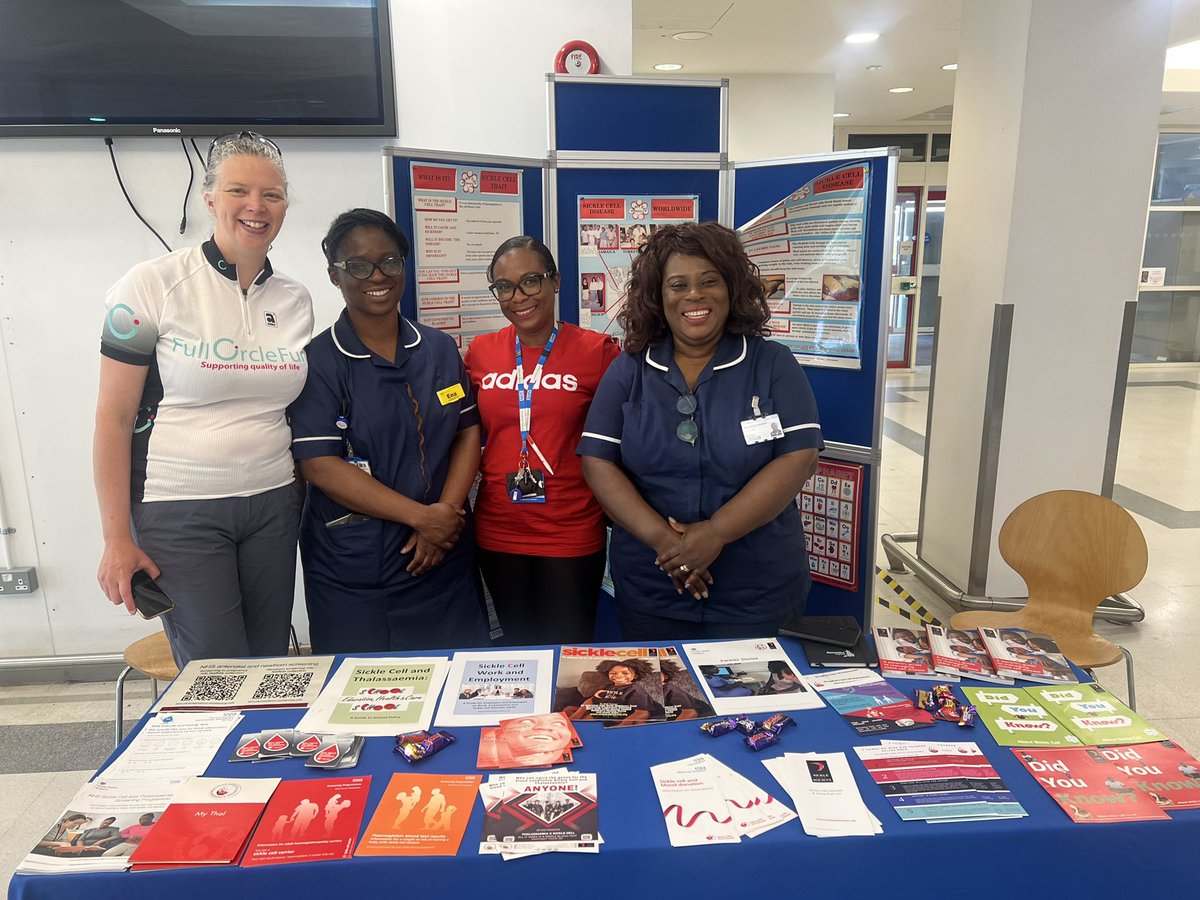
{"left": 251, "top": 671, "right": 314, "bottom": 701}
{"left": 179, "top": 674, "right": 247, "bottom": 703}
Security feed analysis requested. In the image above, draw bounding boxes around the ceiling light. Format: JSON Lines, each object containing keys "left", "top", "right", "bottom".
{"left": 845, "top": 33, "right": 880, "bottom": 44}
{"left": 942, "top": 63, "right": 958, "bottom": 71}
{"left": 889, "top": 86, "right": 914, "bottom": 93}
{"left": 1166, "top": 39, "right": 1200, "bottom": 69}
{"left": 833, "top": 112, "right": 850, "bottom": 118}
{"left": 672, "top": 31, "right": 711, "bottom": 41}
{"left": 654, "top": 63, "right": 683, "bottom": 71}
{"left": 866, "top": 65, "right": 883, "bottom": 71}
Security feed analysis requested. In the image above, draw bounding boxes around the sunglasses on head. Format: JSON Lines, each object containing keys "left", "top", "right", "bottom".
{"left": 207, "top": 131, "right": 283, "bottom": 166}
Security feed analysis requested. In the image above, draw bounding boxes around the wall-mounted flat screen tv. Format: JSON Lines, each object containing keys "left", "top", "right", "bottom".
{"left": 0, "top": 0, "right": 396, "bottom": 137}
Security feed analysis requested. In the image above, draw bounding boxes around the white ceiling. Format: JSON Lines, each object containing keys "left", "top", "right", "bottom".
{"left": 632, "top": 0, "right": 1200, "bottom": 127}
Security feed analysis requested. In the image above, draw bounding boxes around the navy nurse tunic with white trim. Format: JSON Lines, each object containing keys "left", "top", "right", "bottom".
{"left": 289, "top": 311, "right": 486, "bottom": 651}
{"left": 577, "top": 332, "right": 824, "bottom": 623}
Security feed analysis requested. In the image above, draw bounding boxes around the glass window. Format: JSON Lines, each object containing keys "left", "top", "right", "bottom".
{"left": 1143, "top": 210, "right": 1200, "bottom": 284}
{"left": 1150, "top": 133, "right": 1200, "bottom": 205}
{"left": 930, "top": 133, "right": 951, "bottom": 162}
{"left": 847, "top": 133, "right": 928, "bottom": 162}
{"left": 1131, "top": 291, "right": 1200, "bottom": 362}
{"left": 919, "top": 190, "right": 946, "bottom": 330}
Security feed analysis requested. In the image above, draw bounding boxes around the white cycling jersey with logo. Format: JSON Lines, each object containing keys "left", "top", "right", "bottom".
{"left": 100, "top": 241, "right": 313, "bottom": 501}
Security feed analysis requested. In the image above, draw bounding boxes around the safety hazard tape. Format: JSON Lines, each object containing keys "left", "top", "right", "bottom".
{"left": 874, "top": 566, "right": 942, "bottom": 627}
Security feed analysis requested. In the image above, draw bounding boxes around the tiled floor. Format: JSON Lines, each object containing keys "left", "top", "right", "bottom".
{"left": 2, "top": 363, "right": 1197, "bottom": 889}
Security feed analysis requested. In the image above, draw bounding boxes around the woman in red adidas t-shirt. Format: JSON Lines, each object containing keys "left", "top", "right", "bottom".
{"left": 465, "top": 236, "right": 621, "bottom": 644}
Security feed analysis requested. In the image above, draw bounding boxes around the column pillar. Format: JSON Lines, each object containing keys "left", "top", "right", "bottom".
{"left": 919, "top": 0, "right": 1171, "bottom": 595}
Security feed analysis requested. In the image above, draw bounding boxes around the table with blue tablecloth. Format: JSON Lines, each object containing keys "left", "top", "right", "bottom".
{"left": 10, "top": 638, "right": 1197, "bottom": 900}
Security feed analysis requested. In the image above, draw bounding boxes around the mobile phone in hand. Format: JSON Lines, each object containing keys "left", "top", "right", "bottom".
{"left": 131, "top": 570, "right": 175, "bottom": 619}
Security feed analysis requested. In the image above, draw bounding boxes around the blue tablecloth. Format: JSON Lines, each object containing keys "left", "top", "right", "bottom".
{"left": 10, "top": 639, "right": 1197, "bottom": 899}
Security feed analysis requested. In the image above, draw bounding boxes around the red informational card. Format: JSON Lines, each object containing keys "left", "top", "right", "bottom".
{"left": 1090, "top": 741, "right": 1200, "bottom": 809}
{"left": 242, "top": 776, "right": 371, "bottom": 867}
{"left": 477, "top": 713, "right": 579, "bottom": 770}
{"left": 1013, "top": 748, "right": 1172, "bottom": 823}
{"left": 130, "top": 777, "right": 280, "bottom": 867}
{"left": 356, "top": 773, "right": 481, "bottom": 857}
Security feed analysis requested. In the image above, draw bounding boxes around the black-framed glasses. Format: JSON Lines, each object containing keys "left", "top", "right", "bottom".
{"left": 489, "top": 272, "right": 553, "bottom": 302}
{"left": 207, "top": 131, "right": 283, "bottom": 165}
{"left": 676, "top": 393, "right": 698, "bottom": 445}
{"left": 331, "top": 256, "right": 407, "bottom": 280}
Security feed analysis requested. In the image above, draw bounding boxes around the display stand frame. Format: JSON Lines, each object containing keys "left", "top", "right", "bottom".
{"left": 381, "top": 79, "right": 896, "bottom": 627}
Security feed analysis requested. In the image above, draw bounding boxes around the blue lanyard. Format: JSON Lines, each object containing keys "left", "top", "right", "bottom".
{"left": 514, "top": 325, "right": 558, "bottom": 468}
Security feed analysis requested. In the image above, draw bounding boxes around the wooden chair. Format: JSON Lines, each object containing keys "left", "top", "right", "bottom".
{"left": 114, "top": 631, "right": 178, "bottom": 746}
{"left": 949, "top": 489, "right": 1146, "bottom": 708}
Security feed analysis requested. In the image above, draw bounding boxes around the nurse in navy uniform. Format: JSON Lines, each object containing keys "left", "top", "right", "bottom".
{"left": 289, "top": 209, "right": 487, "bottom": 652}
{"left": 578, "top": 222, "right": 823, "bottom": 641}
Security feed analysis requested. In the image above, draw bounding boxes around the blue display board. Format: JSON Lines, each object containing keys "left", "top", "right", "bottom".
{"left": 383, "top": 85, "right": 894, "bottom": 630}
{"left": 386, "top": 149, "right": 544, "bottom": 323}
{"left": 552, "top": 77, "right": 724, "bottom": 153}
{"left": 733, "top": 150, "right": 895, "bottom": 622}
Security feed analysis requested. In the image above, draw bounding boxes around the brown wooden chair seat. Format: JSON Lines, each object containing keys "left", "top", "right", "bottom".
{"left": 950, "top": 489, "right": 1146, "bottom": 707}
{"left": 113, "top": 631, "right": 179, "bottom": 747}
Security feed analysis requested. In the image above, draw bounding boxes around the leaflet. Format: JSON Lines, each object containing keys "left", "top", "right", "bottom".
{"left": 476, "top": 713, "right": 582, "bottom": 770}
{"left": 100, "top": 710, "right": 243, "bottom": 780}
{"left": 681, "top": 639, "right": 823, "bottom": 716}
{"left": 873, "top": 626, "right": 946, "bottom": 680}
{"left": 357, "top": 773, "right": 481, "bottom": 856}
{"left": 926, "top": 624, "right": 1012, "bottom": 683}
{"left": 16, "top": 777, "right": 186, "bottom": 875}
{"left": 650, "top": 757, "right": 740, "bottom": 847}
{"left": 962, "top": 686, "right": 1084, "bottom": 747}
{"left": 762, "top": 752, "right": 880, "bottom": 837}
{"left": 857, "top": 740, "right": 1026, "bottom": 822}
{"left": 434, "top": 649, "right": 553, "bottom": 727}
{"left": 243, "top": 776, "right": 370, "bottom": 866}
{"left": 479, "top": 770, "right": 600, "bottom": 855}
{"left": 977, "top": 627, "right": 1077, "bottom": 684}
{"left": 1080, "top": 741, "right": 1200, "bottom": 810}
{"left": 803, "top": 667, "right": 934, "bottom": 736}
{"left": 1013, "top": 747, "right": 1172, "bottom": 823}
{"left": 651, "top": 753, "right": 794, "bottom": 846}
{"left": 130, "top": 776, "right": 281, "bottom": 866}
{"left": 295, "top": 656, "right": 449, "bottom": 736}
{"left": 554, "top": 646, "right": 668, "bottom": 724}
{"left": 155, "top": 656, "right": 335, "bottom": 711}
{"left": 1026, "top": 684, "right": 1163, "bottom": 746}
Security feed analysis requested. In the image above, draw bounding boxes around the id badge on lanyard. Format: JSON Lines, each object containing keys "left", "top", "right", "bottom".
{"left": 336, "top": 404, "right": 372, "bottom": 474}
{"left": 507, "top": 327, "right": 557, "bottom": 503}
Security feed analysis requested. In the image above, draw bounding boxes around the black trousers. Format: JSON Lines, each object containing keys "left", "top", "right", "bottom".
{"left": 477, "top": 548, "right": 607, "bottom": 646}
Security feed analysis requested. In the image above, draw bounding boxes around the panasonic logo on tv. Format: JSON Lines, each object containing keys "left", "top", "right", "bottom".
{"left": 152, "top": 126, "right": 182, "bottom": 134}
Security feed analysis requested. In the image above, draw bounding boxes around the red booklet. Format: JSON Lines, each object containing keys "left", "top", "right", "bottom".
{"left": 1075, "top": 742, "right": 1200, "bottom": 810}
{"left": 1012, "top": 748, "right": 1172, "bottom": 823}
{"left": 131, "top": 777, "right": 280, "bottom": 867}
{"left": 243, "top": 776, "right": 371, "bottom": 866}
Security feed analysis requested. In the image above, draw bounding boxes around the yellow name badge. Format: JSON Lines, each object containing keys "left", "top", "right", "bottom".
{"left": 437, "top": 383, "right": 466, "bottom": 406}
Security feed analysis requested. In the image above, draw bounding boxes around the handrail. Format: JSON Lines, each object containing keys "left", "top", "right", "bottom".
{"left": 880, "top": 532, "right": 1145, "bottom": 624}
